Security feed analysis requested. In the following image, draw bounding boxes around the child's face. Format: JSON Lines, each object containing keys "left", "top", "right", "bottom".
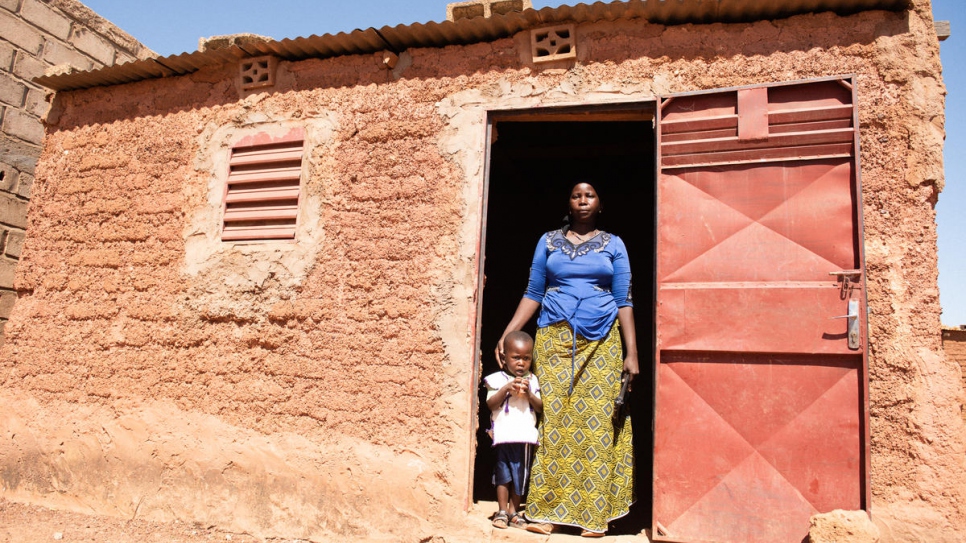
{"left": 503, "top": 339, "right": 533, "bottom": 377}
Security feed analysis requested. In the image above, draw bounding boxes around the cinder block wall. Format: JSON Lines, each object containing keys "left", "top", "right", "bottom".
{"left": 942, "top": 327, "right": 966, "bottom": 422}
{"left": 0, "top": 0, "right": 153, "bottom": 340}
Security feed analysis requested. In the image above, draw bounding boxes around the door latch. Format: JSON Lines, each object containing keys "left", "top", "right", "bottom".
{"left": 829, "top": 269, "right": 862, "bottom": 298}
{"left": 831, "top": 298, "right": 860, "bottom": 350}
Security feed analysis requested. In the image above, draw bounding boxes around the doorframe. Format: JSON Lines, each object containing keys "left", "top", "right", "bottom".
{"left": 467, "top": 100, "right": 658, "bottom": 509}
{"left": 845, "top": 75, "right": 872, "bottom": 509}
{"left": 650, "top": 74, "right": 870, "bottom": 541}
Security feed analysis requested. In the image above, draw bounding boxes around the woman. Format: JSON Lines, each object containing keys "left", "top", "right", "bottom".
{"left": 495, "top": 182, "right": 639, "bottom": 537}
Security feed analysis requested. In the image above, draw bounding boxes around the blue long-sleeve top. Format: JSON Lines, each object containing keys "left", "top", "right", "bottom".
{"left": 524, "top": 230, "right": 633, "bottom": 341}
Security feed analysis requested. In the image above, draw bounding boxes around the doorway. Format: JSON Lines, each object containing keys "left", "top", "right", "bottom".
{"left": 473, "top": 105, "right": 657, "bottom": 535}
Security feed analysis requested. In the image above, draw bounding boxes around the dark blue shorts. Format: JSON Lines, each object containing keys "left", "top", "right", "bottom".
{"left": 493, "top": 443, "right": 533, "bottom": 497}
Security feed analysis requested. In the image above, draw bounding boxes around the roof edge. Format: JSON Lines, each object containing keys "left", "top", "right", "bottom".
{"left": 34, "top": 0, "right": 911, "bottom": 92}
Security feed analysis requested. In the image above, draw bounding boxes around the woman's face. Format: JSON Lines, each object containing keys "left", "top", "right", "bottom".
{"left": 569, "top": 183, "right": 601, "bottom": 223}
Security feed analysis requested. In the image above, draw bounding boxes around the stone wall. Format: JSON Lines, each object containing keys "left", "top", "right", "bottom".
{"left": 0, "top": 1, "right": 963, "bottom": 542}
{"left": 0, "top": 0, "right": 153, "bottom": 341}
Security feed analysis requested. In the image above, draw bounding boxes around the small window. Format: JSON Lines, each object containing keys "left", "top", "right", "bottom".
{"left": 222, "top": 135, "right": 304, "bottom": 242}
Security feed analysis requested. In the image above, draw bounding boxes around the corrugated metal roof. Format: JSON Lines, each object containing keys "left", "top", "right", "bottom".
{"left": 35, "top": 0, "right": 910, "bottom": 92}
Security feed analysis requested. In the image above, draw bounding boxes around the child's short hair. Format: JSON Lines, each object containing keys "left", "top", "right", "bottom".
{"left": 504, "top": 330, "right": 533, "bottom": 348}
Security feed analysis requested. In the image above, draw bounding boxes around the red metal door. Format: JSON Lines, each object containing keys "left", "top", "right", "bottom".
{"left": 653, "top": 78, "right": 867, "bottom": 543}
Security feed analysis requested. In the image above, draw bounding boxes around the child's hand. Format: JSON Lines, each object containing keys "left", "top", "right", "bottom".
{"left": 514, "top": 377, "right": 529, "bottom": 396}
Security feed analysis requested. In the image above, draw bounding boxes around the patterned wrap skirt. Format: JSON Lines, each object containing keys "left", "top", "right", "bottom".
{"left": 525, "top": 321, "right": 634, "bottom": 532}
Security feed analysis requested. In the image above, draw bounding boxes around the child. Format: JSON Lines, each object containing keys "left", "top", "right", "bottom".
{"left": 484, "top": 330, "right": 543, "bottom": 530}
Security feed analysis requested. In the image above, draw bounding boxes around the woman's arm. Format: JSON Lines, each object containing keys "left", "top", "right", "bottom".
{"left": 495, "top": 235, "right": 547, "bottom": 367}
{"left": 617, "top": 306, "right": 640, "bottom": 382}
{"left": 494, "top": 297, "right": 540, "bottom": 367}
{"left": 611, "top": 236, "right": 639, "bottom": 381}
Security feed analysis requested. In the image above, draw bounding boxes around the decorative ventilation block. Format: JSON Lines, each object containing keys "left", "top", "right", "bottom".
{"left": 531, "top": 24, "right": 576, "bottom": 63}
{"left": 239, "top": 55, "right": 278, "bottom": 90}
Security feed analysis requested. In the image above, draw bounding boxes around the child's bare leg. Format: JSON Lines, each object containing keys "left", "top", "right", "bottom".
{"left": 496, "top": 483, "right": 510, "bottom": 513}
{"left": 506, "top": 492, "right": 528, "bottom": 528}
{"left": 508, "top": 492, "right": 521, "bottom": 514}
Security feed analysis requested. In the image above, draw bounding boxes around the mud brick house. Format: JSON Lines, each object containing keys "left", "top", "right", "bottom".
{"left": 0, "top": 0, "right": 154, "bottom": 342}
{"left": 1, "top": 0, "right": 963, "bottom": 542}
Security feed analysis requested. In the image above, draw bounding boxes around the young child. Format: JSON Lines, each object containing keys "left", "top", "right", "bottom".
{"left": 484, "top": 330, "right": 543, "bottom": 530}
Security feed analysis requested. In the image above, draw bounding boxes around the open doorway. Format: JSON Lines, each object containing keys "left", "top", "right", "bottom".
{"left": 473, "top": 105, "right": 657, "bottom": 535}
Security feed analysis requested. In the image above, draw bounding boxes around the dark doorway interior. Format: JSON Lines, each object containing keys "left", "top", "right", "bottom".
{"left": 473, "top": 113, "right": 657, "bottom": 535}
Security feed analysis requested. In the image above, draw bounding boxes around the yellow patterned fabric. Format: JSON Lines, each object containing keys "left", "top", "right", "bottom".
{"left": 525, "top": 321, "right": 634, "bottom": 533}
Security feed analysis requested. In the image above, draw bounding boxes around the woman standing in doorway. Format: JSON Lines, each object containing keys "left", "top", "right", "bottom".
{"left": 495, "top": 181, "right": 638, "bottom": 537}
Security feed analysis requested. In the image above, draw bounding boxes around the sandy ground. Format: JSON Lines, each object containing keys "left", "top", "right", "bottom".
{"left": 0, "top": 498, "right": 653, "bottom": 543}
{"left": 0, "top": 498, "right": 268, "bottom": 543}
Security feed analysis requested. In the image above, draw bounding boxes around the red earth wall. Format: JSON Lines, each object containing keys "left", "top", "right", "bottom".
{"left": 0, "top": 1, "right": 962, "bottom": 541}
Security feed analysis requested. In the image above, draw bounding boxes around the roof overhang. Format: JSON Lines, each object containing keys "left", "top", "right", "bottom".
{"left": 35, "top": 0, "right": 911, "bottom": 92}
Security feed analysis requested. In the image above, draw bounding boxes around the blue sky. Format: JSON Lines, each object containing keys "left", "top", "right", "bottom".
{"left": 933, "top": 0, "right": 966, "bottom": 326}
{"left": 81, "top": 0, "right": 965, "bottom": 325}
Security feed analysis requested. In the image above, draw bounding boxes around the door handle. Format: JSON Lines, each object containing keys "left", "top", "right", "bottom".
{"left": 831, "top": 299, "right": 860, "bottom": 350}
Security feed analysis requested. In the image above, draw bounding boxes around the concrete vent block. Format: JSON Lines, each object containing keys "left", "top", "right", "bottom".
{"left": 449, "top": 3, "right": 484, "bottom": 21}
{"left": 200, "top": 33, "right": 274, "bottom": 53}
{"left": 935, "top": 20, "right": 950, "bottom": 41}
{"left": 446, "top": 0, "right": 532, "bottom": 22}
{"left": 239, "top": 55, "right": 278, "bottom": 91}
{"left": 531, "top": 24, "right": 577, "bottom": 63}
{"left": 491, "top": 0, "right": 528, "bottom": 16}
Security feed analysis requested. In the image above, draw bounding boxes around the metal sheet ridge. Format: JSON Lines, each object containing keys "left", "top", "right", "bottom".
{"left": 34, "top": 0, "right": 910, "bottom": 91}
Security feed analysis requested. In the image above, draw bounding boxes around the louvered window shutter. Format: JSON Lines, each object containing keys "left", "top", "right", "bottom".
{"left": 660, "top": 82, "right": 855, "bottom": 169}
{"left": 222, "top": 139, "right": 303, "bottom": 241}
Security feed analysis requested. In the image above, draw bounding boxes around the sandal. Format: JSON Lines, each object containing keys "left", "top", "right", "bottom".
{"left": 492, "top": 510, "right": 509, "bottom": 529}
{"left": 508, "top": 512, "right": 528, "bottom": 530}
{"left": 581, "top": 529, "right": 606, "bottom": 537}
{"left": 526, "top": 522, "right": 554, "bottom": 535}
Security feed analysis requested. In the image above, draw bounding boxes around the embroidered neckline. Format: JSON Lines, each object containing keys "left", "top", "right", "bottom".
{"left": 545, "top": 229, "right": 611, "bottom": 260}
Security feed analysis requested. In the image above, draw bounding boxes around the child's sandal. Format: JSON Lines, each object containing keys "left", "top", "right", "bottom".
{"left": 492, "top": 511, "right": 509, "bottom": 529}
{"left": 508, "top": 512, "right": 528, "bottom": 529}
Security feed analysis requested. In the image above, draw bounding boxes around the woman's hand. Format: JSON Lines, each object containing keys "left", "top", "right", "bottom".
{"left": 494, "top": 336, "right": 506, "bottom": 369}
{"left": 623, "top": 352, "right": 640, "bottom": 381}
{"left": 495, "top": 298, "right": 541, "bottom": 370}
{"left": 616, "top": 306, "right": 639, "bottom": 386}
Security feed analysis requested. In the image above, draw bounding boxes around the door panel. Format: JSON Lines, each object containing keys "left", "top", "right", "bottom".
{"left": 658, "top": 286, "right": 862, "bottom": 354}
{"left": 653, "top": 79, "right": 865, "bottom": 543}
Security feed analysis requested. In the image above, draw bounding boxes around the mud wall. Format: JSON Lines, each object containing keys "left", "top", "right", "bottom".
{"left": 0, "top": 0, "right": 963, "bottom": 541}
{"left": 0, "top": 0, "right": 154, "bottom": 344}
{"left": 1, "top": 49, "right": 482, "bottom": 542}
